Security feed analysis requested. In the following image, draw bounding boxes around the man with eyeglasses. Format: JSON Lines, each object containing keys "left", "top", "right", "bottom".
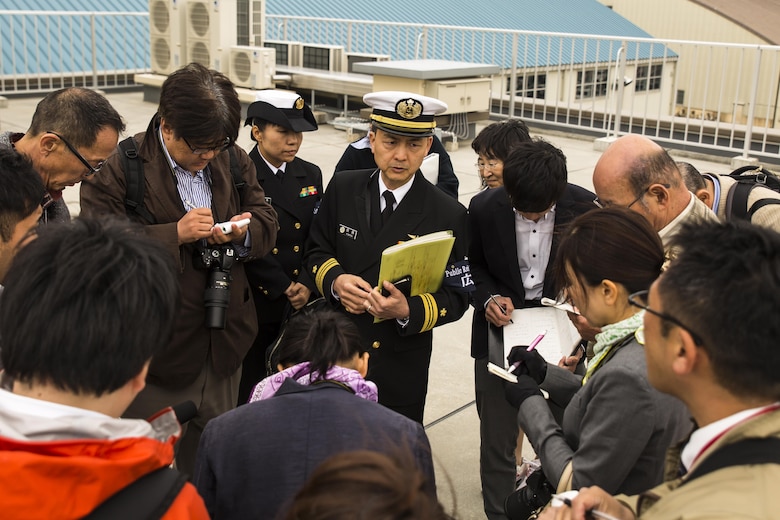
{"left": 592, "top": 134, "right": 717, "bottom": 264}
{"left": 468, "top": 138, "right": 596, "bottom": 520}
{"left": 538, "top": 219, "right": 780, "bottom": 520}
{"left": 80, "top": 63, "right": 278, "bottom": 476}
{"left": 471, "top": 118, "right": 531, "bottom": 189}
{"left": 0, "top": 87, "right": 124, "bottom": 224}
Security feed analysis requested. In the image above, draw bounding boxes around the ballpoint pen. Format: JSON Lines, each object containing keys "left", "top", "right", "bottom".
{"left": 551, "top": 493, "right": 623, "bottom": 520}
{"left": 507, "top": 329, "right": 547, "bottom": 374}
{"left": 526, "top": 329, "right": 547, "bottom": 352}
{"left": 488, "top": 294, "right": 514, "bottom": 324}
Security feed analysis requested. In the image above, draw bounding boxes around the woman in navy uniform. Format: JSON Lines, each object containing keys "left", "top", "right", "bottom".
{"left": 239, "top": 90, "right": 323, "bottom": 404}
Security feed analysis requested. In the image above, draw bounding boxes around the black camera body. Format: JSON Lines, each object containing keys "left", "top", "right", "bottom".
{"left": 194, "top": 242, "right": 236, "bottom": 329}
{"left": 504, "top": 469, "right": 554, "bottom": 520}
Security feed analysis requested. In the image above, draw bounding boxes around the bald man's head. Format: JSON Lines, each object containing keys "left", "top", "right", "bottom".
{"left": 592, "top": 134, "right": 689, "bottom": 230}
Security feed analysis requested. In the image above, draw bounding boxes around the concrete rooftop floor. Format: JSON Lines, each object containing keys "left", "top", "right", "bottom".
{"left": 0, "top": 90, "right": 732, "bottom": 519}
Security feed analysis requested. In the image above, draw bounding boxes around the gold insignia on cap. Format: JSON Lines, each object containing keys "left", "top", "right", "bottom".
{"left": 396, "top": 98, "right": 423, "bottom": 120}
{"left": 294, "top": 97, "right": 305, "bottom": 110}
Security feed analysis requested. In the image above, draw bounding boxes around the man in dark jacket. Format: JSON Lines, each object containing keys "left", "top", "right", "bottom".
{"left": 468, "top": 139, "right": 596, "bottom": 519}
{"left": 305, "top": 91, "right": 470, "bottom": 423}
{"left": 80, "top": 63, "right": 278, "bottom": 476}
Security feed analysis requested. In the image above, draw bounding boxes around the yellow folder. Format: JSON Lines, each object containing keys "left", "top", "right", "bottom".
{"left": 374, "top": 230, "right": 455, "bottom": 322}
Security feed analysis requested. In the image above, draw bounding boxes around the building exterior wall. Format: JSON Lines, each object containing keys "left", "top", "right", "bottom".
{"left": 597, "top": 0, "right": 780, "bottom": 127}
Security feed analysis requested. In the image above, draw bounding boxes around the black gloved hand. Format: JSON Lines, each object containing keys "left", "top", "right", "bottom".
{"left": 504, "top": 374, "right": 543, "bottom": 408}
{"left": 507, "top": 346, "right": 548, "bottom": 384}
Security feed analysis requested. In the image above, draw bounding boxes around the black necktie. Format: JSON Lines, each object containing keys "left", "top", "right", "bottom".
{"left": 381, "top": 190, "right": 395, "bottom": 226}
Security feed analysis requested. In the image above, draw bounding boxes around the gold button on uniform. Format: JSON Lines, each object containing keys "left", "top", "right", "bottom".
{"left": 272, "top": 248, "right": 278, "bottom": 255}
{"left": 293, "top": 245, "right": 300, "bottom": 252}
{"left": 294, "top": 222, "right": 301, "bottom": 229}
{"left": 372, "top": 341, "right": 381, "bottom": 349}
{"left": 263, "top": 290, "right": 269, "bottom": 295}
{"left": 293, "top": 269, "right": 299, "bottom": 276}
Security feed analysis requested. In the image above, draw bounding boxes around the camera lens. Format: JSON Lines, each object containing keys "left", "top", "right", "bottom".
{"left": 204, "top": 270, "right": 231, "bottom": 329}
{"left": 504, "top": 470, "right": 553, "bottom": 520}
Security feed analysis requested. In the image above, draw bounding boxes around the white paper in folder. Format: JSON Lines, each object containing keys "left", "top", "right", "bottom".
{"left": 419, "top": 152, "right": 439, "bottom": 185}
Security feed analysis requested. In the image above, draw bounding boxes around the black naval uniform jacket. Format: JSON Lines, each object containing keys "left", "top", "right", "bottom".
{"left": 244, "top": 148, "right": 323, "bottom": 324}
{"left": 305, "top": 169, "right": 469, "bottom": 412}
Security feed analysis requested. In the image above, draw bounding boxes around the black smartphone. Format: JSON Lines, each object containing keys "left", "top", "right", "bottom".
{"left": 381, "top": 276, "right": 412, "bottom": 297}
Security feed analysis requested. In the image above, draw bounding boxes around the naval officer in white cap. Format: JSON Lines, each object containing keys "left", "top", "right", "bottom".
{"left": 305, "top": 91, "right": 470, "bottom": 422}
{"left": 239, "top": 90, "right": 324, "bottom": 404}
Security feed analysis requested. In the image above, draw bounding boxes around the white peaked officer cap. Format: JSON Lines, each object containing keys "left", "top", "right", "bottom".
{"left": 363, "top": 91, "right": 448, "bottom": 137}
{"left": 245, "top": 90, "right": 318, "bottom": 132}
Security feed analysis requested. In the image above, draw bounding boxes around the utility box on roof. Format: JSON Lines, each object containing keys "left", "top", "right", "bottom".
{"left": 352, "top": 59, "right": 500, "bottom": 115}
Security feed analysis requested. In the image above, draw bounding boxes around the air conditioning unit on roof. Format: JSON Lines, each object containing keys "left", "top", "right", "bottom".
{"left": 345, "top": 52, "right": 391, "bottom": 73}
{"left": 186, "top": 0, "right": 236, "bottom": 73}
{"left": 263, "top": 40, "right": 304, "bottom": 67}
{"left": 149, "top": 0, "right": 187, "bottom": 75}
{"left": 301, "top": 44, "right": 346, "bottom": 72}
{"left": 229, "top": 45, "right": 275, "bottom": 89}
{"left": 249, "top": 0, "right": 266, "bottom": 47}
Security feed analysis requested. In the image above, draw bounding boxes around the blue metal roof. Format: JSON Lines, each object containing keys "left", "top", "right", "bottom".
{"left": 266, "top": 0, "right": 653, "bottom": 37}
{"left": 0, "top": 0, "right": 674, "bottom": 78}
{"left": 265, "top": 0, "right": 675, "bottom": 66}
{"left": 0, "top": 0, "right": 148, "bottom": 76}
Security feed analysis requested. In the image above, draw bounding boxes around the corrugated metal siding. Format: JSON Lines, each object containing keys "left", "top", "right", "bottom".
{"left": 265, "top": 0, "right": 653, "bottom": 37}
{"left": 265, "top": 0, "right": 674, "bottom": 65}
{"left": 0, "top": 0, "right": 146, "bottom": 11}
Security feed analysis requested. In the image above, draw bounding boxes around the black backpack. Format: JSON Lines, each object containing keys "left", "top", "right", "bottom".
{"left": 118, "top": 136, "right": 246, "bottom": 224}
{"left": 724, "top": 165, "right": 780, "bottom": 222}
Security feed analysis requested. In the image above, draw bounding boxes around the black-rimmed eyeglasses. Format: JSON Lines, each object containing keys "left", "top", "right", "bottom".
{"left": 48, "top": 131, "right": 103, "bottom": 177}
{"left": 182, "top": 136, "right": 232, "bottom": 155}
{"left": 628, "top": 290, "right": 704, "bottom": 345}
{"left": 594, "top": 183, "right": 671, "bottom": 209}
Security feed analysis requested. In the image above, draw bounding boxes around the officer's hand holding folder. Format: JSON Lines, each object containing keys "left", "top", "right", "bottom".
{"left": 374, "top": 231, "right": 454, "bottom": 323}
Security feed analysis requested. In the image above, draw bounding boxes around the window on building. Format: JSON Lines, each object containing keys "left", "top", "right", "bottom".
{"left": 576, "top": 68, "right": 608, "bottom": 99}
{"left": 676, "top": 90, "right": 685, "bottom": 105}
{"left": 506, "top": 74, "right": 547, "bottom": 99}
{"left": 635, "top": 64, "right": 663, "bottom": 91}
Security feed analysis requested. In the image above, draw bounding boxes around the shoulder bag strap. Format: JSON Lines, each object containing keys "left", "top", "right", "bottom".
{"left": 228, "top": 146, "right": 246, "bottom": 205}
{"left": 119, "top": 136, "right": 157, "bottom": 224}
{"left": 681, "top": 437, "right": 780, "bottom": 486}
{"left": 84, "top": 466, "right": 187, "bottom": 520}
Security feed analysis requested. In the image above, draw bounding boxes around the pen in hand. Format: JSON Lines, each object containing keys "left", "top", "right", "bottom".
{"left": 507, "top": 329, "right": 547, "bottom": 374}
{"left": 551, "top": 493, "right": 623, "bottom": 520}
{"left": 488, "top": 294, "right": 514, "bottom": 324}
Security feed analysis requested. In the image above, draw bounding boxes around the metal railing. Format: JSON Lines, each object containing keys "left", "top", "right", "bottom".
{"left": 0, "top": 10, "right": 149, "bottom": 93}
{"left": 2, "top": 9, "right": 778, "bottom": 163}
{"left": 268, "top": 15, "right": 780, "bottom": 163}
